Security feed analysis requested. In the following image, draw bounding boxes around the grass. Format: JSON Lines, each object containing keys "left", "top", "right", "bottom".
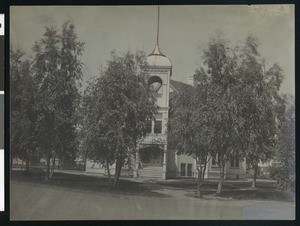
{"left": 157, "top": 179, "right": 295, "bottom": 202}
{"left": 11, "top": 168, "right": 294, "bottom": 202}
{"left": 10, "top": 168, "right": 168, "bottom": 198}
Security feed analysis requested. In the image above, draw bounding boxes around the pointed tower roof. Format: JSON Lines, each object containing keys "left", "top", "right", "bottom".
{"left": 146, "top": 6, "right": 172, "bottom": 68}
{"left": 147, "top": 45, "right": 171, "bottom": 67}
{"left": 150, "top": 44, "right": 165, "bottom": 56}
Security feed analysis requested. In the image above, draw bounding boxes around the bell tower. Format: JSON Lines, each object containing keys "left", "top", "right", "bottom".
{"left": 146, "top": 5, "right": 172, "bottom": 125}
{"left": 135, "top": 6, "right": 172, "bottom": 179}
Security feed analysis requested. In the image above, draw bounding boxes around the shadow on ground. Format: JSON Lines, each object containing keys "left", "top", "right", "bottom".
{"left": 10, "top": 169, "right": 168, "bottom": 197}
{"left": 11, "top": 169, "right": 294, "bottom": 202}
{"left": 157, "top": 179, "right": 294, "bottom": 202}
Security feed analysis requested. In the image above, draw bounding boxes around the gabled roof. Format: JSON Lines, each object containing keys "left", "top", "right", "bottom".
{"left": 169, "top": 79, "right": 193, "bottom": 100}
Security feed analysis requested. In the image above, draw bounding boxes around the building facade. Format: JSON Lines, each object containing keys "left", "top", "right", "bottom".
{"left": 86, "top": 42, "right": 246, "bottom": 180}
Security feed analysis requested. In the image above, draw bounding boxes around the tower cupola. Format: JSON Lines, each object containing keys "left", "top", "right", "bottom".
{"left": 146, "top": 6, "right": 172, "bottom": 69}
{"left": 146, "top": 45, "right": 171, "bottom": 67}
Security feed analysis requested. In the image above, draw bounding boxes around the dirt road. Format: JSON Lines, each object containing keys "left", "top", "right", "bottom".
{"left": 10, "top": 181, "right": 295, "bottom": 220}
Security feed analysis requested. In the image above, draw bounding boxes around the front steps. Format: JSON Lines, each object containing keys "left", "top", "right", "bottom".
{"left": 138, "top": 166, "right": 163, "bottom": 178}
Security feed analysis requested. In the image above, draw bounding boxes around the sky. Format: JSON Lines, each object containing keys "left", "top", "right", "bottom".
{"left": 10, "top": 5, "right": 295, "bottom": 95}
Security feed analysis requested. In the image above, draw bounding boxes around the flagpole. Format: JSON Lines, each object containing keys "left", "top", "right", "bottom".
{"left": 157, "top": 5, "right": 160, "bottom": 46}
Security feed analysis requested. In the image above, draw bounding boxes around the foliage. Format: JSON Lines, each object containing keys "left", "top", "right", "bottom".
{"left": 235, "top": 35, "right": 285, "bottom": 187}
{"left": 31, "top": 21, "right": 84, "bottom": 180}
{"left": 197, "top": 34, "right": 244, "bottom": 194}
{"left": 81, "top": 51, "right": 157, "bottom": 188}
{"left": 270, "top": 97, "right": 295, "bottom": 192}
{"left": 10, "top": 47, "right": 38, "bottom": 169}
{"left": 168, "top": 70, "right": 215, "bottom": 197}
{"left": 170, "top": 33, "right": 287, "bottom": 194}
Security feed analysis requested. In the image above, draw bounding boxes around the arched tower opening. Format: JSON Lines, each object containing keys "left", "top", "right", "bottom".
{"left": 149, "top": 76, "right": 163, "bottom": 96}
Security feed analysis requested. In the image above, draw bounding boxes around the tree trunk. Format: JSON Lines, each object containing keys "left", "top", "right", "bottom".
{"left": 202, "top": 154, "right": 209, "bottom": 179}
{"left": 217, "top": 164, "right": 225, "bottom": 195}
{"left": 113, "top": 157, "right": 123, "bottom": 189}
{"left": 45, "top": 150, "right": 50, "bottom": 182}
{"left": 202, "top": 161, "right": 207, "bottom": 179}
{"left": 252, "top": 163, "right": 258, "bottom": 188}
{"left": 197, "top": 169, "right": 203, "bottom": 198}
{"left": 106, "top": 160, "right": 112, "bottom": 187}
{"left": 25, "top": 154, "right": 30, "bottom": 171}
{"left": 49, "top": 157, "right": 55, "bottom": 178}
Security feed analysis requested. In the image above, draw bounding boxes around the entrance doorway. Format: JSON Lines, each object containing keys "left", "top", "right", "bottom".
{"left": 139, "top": 145, "right": 163, "bottom": 167}
{"left": 138, "top": 145, "right": 164, "bottom": 178}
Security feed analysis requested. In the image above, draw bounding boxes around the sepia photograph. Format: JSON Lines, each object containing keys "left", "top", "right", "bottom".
{"left": 10, "top": 5, "right": 295, "bottom": 220}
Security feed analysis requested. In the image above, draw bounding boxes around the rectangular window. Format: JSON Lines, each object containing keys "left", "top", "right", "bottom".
{"left": 212, "top": 156, "right": 216, "bottom": 166}
{"left": 146, "top": 120, "right": 152, "bottom": 133}
{"left": 180, "top": 163, "right": 186, "bottom": 176}
{"left": 230, "top": 157, "right": 235, "bottom": 167}
{"left": 154, "top": 120, "right": 162, "bottom": 134}
{"left": 187, "top": 164, "right": 192, "bottom": 177}
{"left": 235, "top": 157, "right": 239, "bottom": 168}
{"left": 230, "top": 156, "right": 240, "bottom": 168}
{"left": 212, "top": 154, "right": 219, "bottom": 166}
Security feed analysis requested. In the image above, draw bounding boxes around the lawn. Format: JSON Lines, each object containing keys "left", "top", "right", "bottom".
{"left": 10, "top": 168, "right": 168, "bottom": 197}
{"left": 10, "top": 168, "right": 294, "bottom": 202}
{"left": 157, "top": 179, "right": 295, "bottom": 202}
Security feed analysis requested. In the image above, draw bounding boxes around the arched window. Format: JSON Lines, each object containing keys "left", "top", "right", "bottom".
{"left": 148, "top": 76, "right": 163, "bottom": 96}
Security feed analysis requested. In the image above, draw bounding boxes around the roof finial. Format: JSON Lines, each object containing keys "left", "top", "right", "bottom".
{"left": 149, "top": 5, "right": 164, "bottom": 56}
{"left": 157, "top": 5, "right": 160, "bottom": 46}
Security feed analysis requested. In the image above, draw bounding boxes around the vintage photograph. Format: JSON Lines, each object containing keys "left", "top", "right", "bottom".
{"left": 10, "top": 5, "right": 295, "bottom": 220}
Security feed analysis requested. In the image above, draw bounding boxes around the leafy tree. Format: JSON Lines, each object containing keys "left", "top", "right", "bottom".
{"left": 10, "top": 47, "right": 37, "bottom": 171}
{"left": 10, "top": 47, "right": 25, "bottom": 165}
{"left": 32, "top": 22, "right": 84, "bottom": 181}
{"left": 54, "top": 22, "right": 84, "bottom": 167}
{"left": 168, "top": 71, "right": 213, "bottom": 197}
{"left": 270, "top": 96, "right": 295, "bottom": 192}
{"left": 199, "top": 35, "right": 243, "bottom": 194}
{"left": 81, "top": 51, "right": 157, "bottom": 188}
{"left": 236, "top": 35, "right": 285, "bottom": 187}
{"left": 194, "top": 33, "right": 287, "bottom": 194}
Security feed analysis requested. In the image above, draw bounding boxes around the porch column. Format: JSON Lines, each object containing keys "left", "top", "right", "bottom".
{"left": 224, "top": 161, "right": 227, "bottom": 180}
{"left": 162, "top": 144, "right": 167, "bottom": 179}
{"left": 134, "top": 144, "right": 139, "bottom": 178}
{"left": 175, "top": 151, "right": 179, "bottom": 178}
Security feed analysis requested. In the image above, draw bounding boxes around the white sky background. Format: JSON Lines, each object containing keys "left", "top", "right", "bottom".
{"left": 10, "top": 5, "right": 295, "bottom": 95}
